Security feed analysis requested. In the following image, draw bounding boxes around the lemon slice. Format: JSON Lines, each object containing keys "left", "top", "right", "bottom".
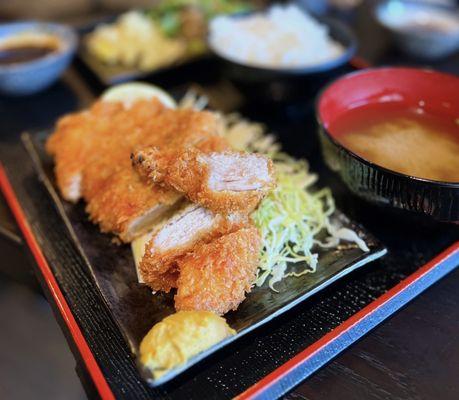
{"left": 101, "top": 82, "right": 176, "bottom": 109}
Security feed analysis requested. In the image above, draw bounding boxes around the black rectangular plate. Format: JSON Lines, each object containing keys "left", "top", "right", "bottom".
{"left": 22, "top": 131, "right": 386, "bottom": 386}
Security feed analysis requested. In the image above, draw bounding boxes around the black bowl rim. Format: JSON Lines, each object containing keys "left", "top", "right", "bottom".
{"left": 314, "top": 66, "right": 459, "bottom": 188}
{"left": 207, "top": 13, "right": 357, "bottom": 75}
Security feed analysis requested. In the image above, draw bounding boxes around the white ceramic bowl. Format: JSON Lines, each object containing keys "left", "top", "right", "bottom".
{"left": 375, "top": 0, "right": 459, "bottom": 59}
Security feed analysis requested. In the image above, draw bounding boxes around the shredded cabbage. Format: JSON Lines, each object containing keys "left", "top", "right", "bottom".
{"left": 251, "top": 153, "right": 369, "bottom": 290}
{"left": 250, "top": 156, "right": 320, "bottom": 289}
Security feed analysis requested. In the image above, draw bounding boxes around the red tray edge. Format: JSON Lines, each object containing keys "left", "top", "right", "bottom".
{"left": 1, "top": 162, "right": 458, "bottom": 400}
{"left": 0, "top": 164, "right": 115, "bottom": 400}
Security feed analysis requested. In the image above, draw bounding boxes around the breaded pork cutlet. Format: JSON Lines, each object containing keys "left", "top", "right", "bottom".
{"left": 84, "top": 165, "right": 182, "bottom": 242}
{"left": 131, "top": 136, "right": 229, "bottom": 184}
{"left": 139, "top": 203, "right": 247, "bottom": 292}
{"left": 80, "top": 105, "right": 221, "bottom": 203}
{"left": 175, "top": 226, "right": 261, "bottom": 315}
{"left": 47, "top": 99, "right": 224, "bottom": 241}
{"left": 46, "top": 99, "right": 166, "bottom": 202}
{"left": 81, "top": 108, "right": 222, "bottom": 241}
{"left": 132, "top": 147, "right": 276, "bottom": 214}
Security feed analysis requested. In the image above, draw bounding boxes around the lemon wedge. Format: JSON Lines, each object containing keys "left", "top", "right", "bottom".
{"left": 101, "top": 82, "right": 176, "bottom": 109}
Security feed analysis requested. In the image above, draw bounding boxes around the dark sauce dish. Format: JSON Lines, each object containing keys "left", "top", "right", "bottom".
{"left": 0, "top": 22, "right": 77, "bottom": 95}
{"left": 208, "top": 13, "right": 357, "bottom": 102}
{"left": 316, "top": 67, "right": 459, "bottom": 223}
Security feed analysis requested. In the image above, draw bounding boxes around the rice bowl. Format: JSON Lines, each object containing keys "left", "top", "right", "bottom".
{"left": 209, "top": 4, "right": 346, "bottom": 70}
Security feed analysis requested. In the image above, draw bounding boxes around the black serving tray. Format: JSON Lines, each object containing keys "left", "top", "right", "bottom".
{"left": 22, "top": 129, "right": 386, "bottom": 386}
{"left": 1, "top": 98, "right": 458, "bottom": 398}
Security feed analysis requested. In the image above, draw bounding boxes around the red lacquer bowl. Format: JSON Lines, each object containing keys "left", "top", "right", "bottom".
{"left": 316, "top": 67, "right": 459, "bottom": 223}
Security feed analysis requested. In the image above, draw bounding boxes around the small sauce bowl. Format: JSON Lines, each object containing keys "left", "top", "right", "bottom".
{"left": 316, "top": 67, "right": 459, "bottom": 223}
{"left": 0, "top": 22, "right": 77, "bottom": 96}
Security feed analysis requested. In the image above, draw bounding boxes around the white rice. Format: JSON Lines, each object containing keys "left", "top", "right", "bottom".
{"left": 209, "top": 4, "right": 344, "bottom": 69}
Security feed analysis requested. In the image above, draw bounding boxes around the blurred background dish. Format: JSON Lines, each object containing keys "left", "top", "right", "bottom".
{"left": 375, "top": 0, "right": 459, "bottom": 59}
{"left": 209, "top": 4, "right": 345, "bottom": 70}
{"left": 80, "top": 0, "right": 253, "bottom": 84}
{"left": 208, "top": 3, "right": 357, "bottom": 102}
{"left": 0, "top": 21, "right": 76, "bottom": 95}
{"left": 317, "top": 67, "right": 459, "bottom": 223}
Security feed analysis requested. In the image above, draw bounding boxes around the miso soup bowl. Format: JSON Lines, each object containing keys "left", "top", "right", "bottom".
{"left": 316, "top": 67, "right": 459, "bottom": 223}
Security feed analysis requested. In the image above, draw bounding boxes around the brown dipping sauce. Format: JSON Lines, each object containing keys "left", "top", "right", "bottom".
{"left": 330, "top": 103, "right": 459, "bottom": 183}
{"left": 0, "top": 33, "right": 59, "bottom": 65}
{"left": 0, "top": 44, "right": 56, "bottom": 65}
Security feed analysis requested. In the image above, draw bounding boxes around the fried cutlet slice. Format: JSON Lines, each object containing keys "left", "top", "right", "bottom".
{"left": 82, "top": 109, "right": 223, "bottom": 241}
{"left": 139, "top": 203, "right": 247, "bottom": 292}
{"left": 132, "top": 147, "right": 276, "bottom": 214}
{"left": 131, "top": 136, "right": 229, "bottom": 184}
{"left": 84, "top": 165, "right": 182, "bottom": 242}
{"left": 175, "top": 225, "right": 261, "bottom": 315}
{"left": 46, "top": 99, "right": 167, "bottom": 202}
{"left": 47, "top": 98, "right": 224, "bottom": 241}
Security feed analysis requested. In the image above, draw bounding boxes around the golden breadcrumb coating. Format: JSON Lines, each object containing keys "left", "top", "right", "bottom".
{"left": 139, "top": 204, "right": 247, "bottom": 292}
{"left": 132, "top": 136, "right": 229, "bottom": 184}
{"left": 46, "top": 99, "right": 222, "bottom": 241}
{"left": 46, "top": 100, "right": 166, "bottom": 202}
{"left": 175, "top": 226, "right": 261, "bottom": 315}
{"left": 132, "top": 146, "right": 276, "bottom": 214}
{"left": 84, "top": 166, "right": 181, "bottom": 241}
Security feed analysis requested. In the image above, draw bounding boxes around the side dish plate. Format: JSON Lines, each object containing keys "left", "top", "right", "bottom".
{"left": 23, "top": 131, "right": 386, "bottom": 386}
{"left": 78, "top": 44, "right": 210, "bottom": 85}
{"left": 77, "top": 19, "right": 209, "bottom": 85}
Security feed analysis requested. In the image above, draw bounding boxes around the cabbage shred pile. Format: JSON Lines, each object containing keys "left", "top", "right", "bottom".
{"left": 252, "top": 153, "right": 370, "bottom": 290}
{"left": 251, "top": 156, "right": 331, "bottom": 289}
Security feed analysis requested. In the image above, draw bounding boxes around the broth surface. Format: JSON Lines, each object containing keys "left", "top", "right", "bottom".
{"left": 330, "top": 103, "right": 459, "bottom": 183}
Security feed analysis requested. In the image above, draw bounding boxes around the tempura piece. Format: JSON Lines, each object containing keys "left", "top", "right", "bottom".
{"left": 175, "top": 226, "right": 261, "bottom": 315}
{"left": 139, "top": 203, "right": 247, "bottom": 292}
{"left": 132, "top": 147, "right": 276, "bottom": 214}
{"left": 140, "top": 311, "right": 235, "bottom": 379}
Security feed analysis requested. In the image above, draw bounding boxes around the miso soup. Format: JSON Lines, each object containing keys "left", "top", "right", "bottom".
{"left": 330, "top": 103, "right": 459, "bottom": 183}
